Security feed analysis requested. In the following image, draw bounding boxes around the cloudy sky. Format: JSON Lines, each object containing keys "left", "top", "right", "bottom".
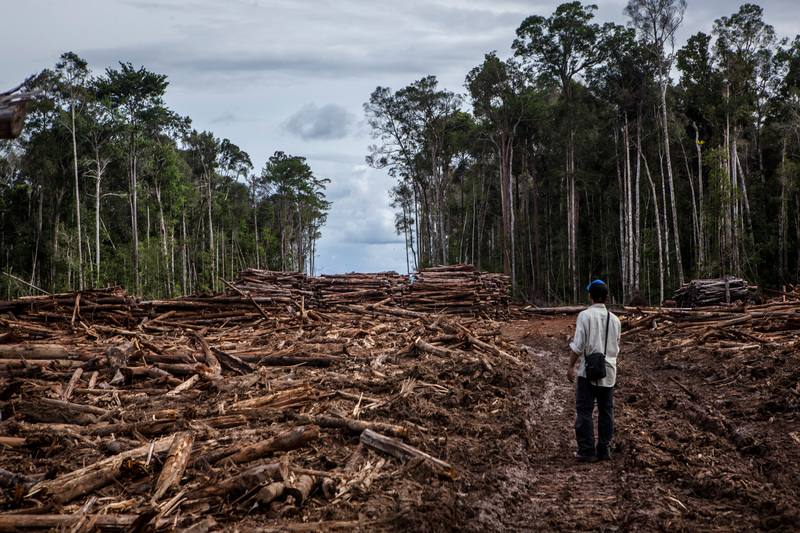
{"left": 5, "top": 0, "right": 800, "bottom": 275}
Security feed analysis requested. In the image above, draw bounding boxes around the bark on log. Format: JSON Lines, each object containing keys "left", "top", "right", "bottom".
{"left": 0, "top": 514, "right": 173, "bottom": 532}
{"left": 256, "top": 481, "right": 285, "bottom": 505}
{"left": 0, "top": 467, "right": 39, "bottom": 490}
{"left": 27, "top": 436, "right": 173, "bottom": 503}
{"left": 414, "top": 338, "right": 459, "bottom": 358}
{"left": 152, "top": 431, "right": 194, "bottom": 502}
{"left": 211, "top": 347, "right": 254, "bottom": 375}
{"left": 0, "top": 344, "right": 72, "bottom": 359}
{"left": 284, "top": 474, "right": 315, "bottom": 506}
{"left": 228, "top": 425, "right": 320, "bottom": 464}
{"left": 195, "top": 462, "right": 282, "bottom": 498}
{"left": 229, "top": 386, "right": 319, "bottom": 411}
{"left": 359, "top": 429, "right": 455, "bottom": 479}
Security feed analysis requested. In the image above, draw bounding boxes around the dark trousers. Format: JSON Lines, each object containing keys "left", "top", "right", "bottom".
{"left": 574, "top": 377, "right": 614, "bottom": 458}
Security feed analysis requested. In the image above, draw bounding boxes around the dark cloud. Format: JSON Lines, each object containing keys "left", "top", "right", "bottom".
{"left": 282, "top": 103, "right": 355, "bottom": 141}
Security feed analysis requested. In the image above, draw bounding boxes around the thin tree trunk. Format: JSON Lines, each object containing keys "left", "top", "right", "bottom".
{"left": 615, "top": 121, "right": 628, "bottom": 300}
{"left": 692, "top": 122, "right": 705, "bottom": 268}
{"left": 779, "top": 140, "right": 787, "bottom": 281}
{"left": 71, "top": 103, "right": 84, "bottom": 290}
{"left": 643, "top": 155, "right": 664, "bottom": 305}
{"left": 634, "top": 110, "right": 643, "bottom": 291}
{"left": 679, "top": 138, "right": 699, "bottom": 275}
{"left": 659, "top": 74, "right": 683, "bottom": 286}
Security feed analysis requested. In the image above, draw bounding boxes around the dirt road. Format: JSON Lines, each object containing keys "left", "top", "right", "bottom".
{"left": 415, "top": 315, "right": 800, "bottom": 532}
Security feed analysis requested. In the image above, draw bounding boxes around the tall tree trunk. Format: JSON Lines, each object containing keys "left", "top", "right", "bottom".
{"left": 93, "top": 155, "right": 107, "bottom": 288}
{"left": 634, "top": 110, "right": 643, "bottom": 291}
{"left": 70, "top": 103, "right": 84, "bottom": 290}
{"left": 130, "top": 136, "right": 140, "bottom": 296}
{"left": 615, "top": 121, "right": 628, "bottom": 300}
{"left": 206, "top": 172, "right": 215, "bottom": 289}
{"left": 679, "top": 138, "right": 700, "bottom": 276}
{"left": 779, "top": 140, "right": 788, "bottom": 282}
{"left": 659, "top": 74, "right": 684, "bottom": 286}
{"left": 252, "top": 176, "right": 260, "bottom": 270}
{"left": 181, "top": 210, "right": 188, "bottom": 294}
{"left": 155, "top": 184, "right": 171, "bottom": 296}
{"left": 643, "top": 155, "right": 664, "bottom": 305}
{"left": 692, "top": 122, "right": 705, "bottom": 269}
{"left": 530, "top": 146, "right": 541, "bottom": 297}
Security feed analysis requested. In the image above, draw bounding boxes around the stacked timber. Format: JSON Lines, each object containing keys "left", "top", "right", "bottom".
{"left": 673, "top": 278, "right": 758, "bottom": 308}
{"left": 310, "top": 271, "right": 405, "bottom": 307}
{"left": 231, "top": 266, "right": 510, "bottom": 316}
{"left": 231, "top": 269, "right": 311, "bottom": 306}
{"left": 0, "top": 287, "right": 140, "bottom": 332}
{"left": 402, "top": 264, "right": 510, "bottom": 317}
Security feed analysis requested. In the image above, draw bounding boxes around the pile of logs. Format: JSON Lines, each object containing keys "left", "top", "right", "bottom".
{"left": 231, "top": 265, "right": 510, "bottom": 318}
{"left": 309, "top": 272, "right": 406, "bottom": 308}
{"left": 402, "top": 265, "right": 510, "bottom": 317}
{"left": 0, "top": 284, "right": 522, "bottom": 530}
{"left": 621, "top": 296, "right": 800, "bottom": 358}
{"left": 673, "top": 278, "right": 758, "bottom": 308}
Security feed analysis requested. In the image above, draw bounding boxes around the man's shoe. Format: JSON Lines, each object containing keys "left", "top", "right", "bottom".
{"left": 573, "top": 452, "right": 597, "bottom": 463}
{"left": 598, "top": 453, "right": 611, "bottom": 461}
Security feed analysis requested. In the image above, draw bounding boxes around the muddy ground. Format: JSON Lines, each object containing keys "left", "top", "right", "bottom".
{"left": 419, "top": 314, "right": 800, "bottom": 532}
{"left": 2, "top": 309, "right": 800, "bottom": 532}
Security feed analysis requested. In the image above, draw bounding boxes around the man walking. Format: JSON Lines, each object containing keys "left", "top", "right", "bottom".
{"left": 567, "top": 280, "right": 621, "bottom": 463}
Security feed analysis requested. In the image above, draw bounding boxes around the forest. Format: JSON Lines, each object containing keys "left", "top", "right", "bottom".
{"left": 3, "top": 0, "right": 800, "bottom": 306}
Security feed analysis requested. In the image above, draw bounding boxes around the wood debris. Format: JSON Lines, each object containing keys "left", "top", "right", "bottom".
{"left": 0, "top": 267, "right": 520, "bottom": 530}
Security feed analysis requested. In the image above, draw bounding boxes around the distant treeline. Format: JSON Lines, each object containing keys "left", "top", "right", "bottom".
{"left": 4, "top": 1, "right": 800, "bottom": 306}
{"left": 1, "top": 57, "right": 330, "bottom": 299}
{"left": 365, "top": 1, "right": 800, "bottom": 305}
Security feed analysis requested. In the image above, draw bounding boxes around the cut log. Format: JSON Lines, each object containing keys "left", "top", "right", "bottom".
{"left": 0, "top": 467, "right": 39, "bottom": 490}
{"left": 284, "top": 474, "right": 315, "bottom": 506}
{"left": 27, "top": 436, "right": 173, "bottom": 503}
{"left": 195, "top": 462, "right": 282, "bottom": 498}
{"left": 295, "top": 414, "right": 407, "bottom": 438}
{"left": 256, "top": 481, "right": 285, "bottom": 505}
{"left": 229, "top": 386, "right": 319, "bottom": 411}
{"left": 0, "top": 514, "right": 174, "bottom": 531}
{"left": 228, "top": 425, "right": 320, "bottom": 464}
{"left": 0, "top": 344, "right": 72, "bottom": 359}
{"left": 152, "top": 431, "right": 194, "bottom": 502}
{"left": 359, "top": 429, "right": 455, "bottom": 480}
{"left": 211, "top": 347, "right": 254, "bottom": 375}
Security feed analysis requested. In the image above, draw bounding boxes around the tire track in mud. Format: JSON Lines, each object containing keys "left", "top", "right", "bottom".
{"left": 459, "top": 332, "right": 629, "bottom": 532}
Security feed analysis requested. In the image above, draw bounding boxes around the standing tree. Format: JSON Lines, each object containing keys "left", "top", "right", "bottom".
{"left": 260, "top": 151, "right": 330, "bottom": 272}
{"left": 95, "top": 63, "right": 172, "bottom": 295}
{"left": 466, "top": 53, "right": 526, "bottom": 288}
{"left": 365, "top": 76, "right": 462, "bottom": 268}
{"left": 513, "top": 2, "right": 616, "bottom": 300}
{"left": 55, "top": 52, "right": 90, "bottom": 290}
{"left": 624, "top": 0, "right": 687, "bottom": 287}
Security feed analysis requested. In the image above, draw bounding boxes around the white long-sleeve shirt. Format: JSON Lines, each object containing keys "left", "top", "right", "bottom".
{"left": 569, "top": 303, "right": 622, "bottom": 387}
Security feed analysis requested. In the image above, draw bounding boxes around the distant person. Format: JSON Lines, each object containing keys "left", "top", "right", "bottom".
{"left": 567, "top": 280, "right": 621, "bottom": 462}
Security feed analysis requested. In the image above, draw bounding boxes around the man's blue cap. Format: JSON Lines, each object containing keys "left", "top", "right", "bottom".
{"left": 586, "top": 279, "right": 605, "bottom": 290}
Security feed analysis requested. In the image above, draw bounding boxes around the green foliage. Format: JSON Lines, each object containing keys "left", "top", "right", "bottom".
{"left": 0, "top": 56, "right": 330, "bottom": 297}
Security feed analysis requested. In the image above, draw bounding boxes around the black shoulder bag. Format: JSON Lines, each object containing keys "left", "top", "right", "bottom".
{"left": 584, "top": 310, "right": 610, "bottom": 382}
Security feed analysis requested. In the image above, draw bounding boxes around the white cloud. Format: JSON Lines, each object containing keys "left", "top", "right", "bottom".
{"left": 282, "top": 103, "right": 355, "bottom": 141}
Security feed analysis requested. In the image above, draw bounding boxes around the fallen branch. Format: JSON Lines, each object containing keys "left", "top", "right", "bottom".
{"left": 359, "top": 429, "right": 455, "bottom": 480}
